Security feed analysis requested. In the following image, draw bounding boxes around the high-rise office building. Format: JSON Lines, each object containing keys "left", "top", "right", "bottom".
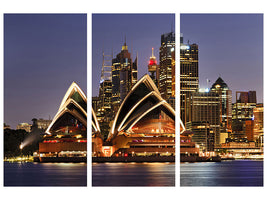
{"left": 98, "top": 80, "right": 112, "bottom": 122}
{"left": 180, "top": 36, "right": 199, "bottom": 126}
{"left": 190, "top": 91, "right": 220, "bottom": 147}
{"left": 96, "top": 52, "right": 113, "bottom": 122}
{"left": 237, "top": 91, "right": 257, "bottom": 104}
{"left": 210, "top": 77, "right": 232, "bottom": 133}
{"left": 159, "top": 32, "right": 175, "bottom": 101}
{"left": 112, "top": 42, "right": 137, "bottom": 113}
{"left": 92, "top": 96, "right": 100, "bottom": 113}
{"left": 232, "top": 91, "right": 257, "bottom": 138}
{"left": 171, "top": 50, "right": 175, "bottom": 98}
{"left": 186, "top": 121, "right": 215, "bottom": 152}
{"left": 96, "top": 52, "right": 113, "bottom": 139}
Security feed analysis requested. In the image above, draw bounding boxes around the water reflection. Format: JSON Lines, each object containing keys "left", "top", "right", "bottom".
{"left": 92, "top": 162, "right": 175, "bottom": 186}
{"left": 180, "top": 160, "right": 263, "bottom": 186}
{"left": 4, "top": 162, "right": 87, "bottom": 186}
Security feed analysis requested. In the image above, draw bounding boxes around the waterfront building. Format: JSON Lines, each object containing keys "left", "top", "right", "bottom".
{"left": 232, "top": 91, "right": 257, "bottom": 138}
{"left": 191, "top": 90, "right": 221, "bottom": 147}
{"left": 253, "top": 104, "right": 263, "bottom": 143}
{"left": 16, "top": 123, "right": 32, "bottom": 132}
{"left": 180, "top": 130, "right": 200, "bottom": 157}
{"left": 112, "top": 41, "right": 138, "bottom": 113}
{"left": 159, "top": 32, "right": 175, "bottom": 101}
{"left": 245, "top": 120, "right": 254, "bottom": 141}
{"left": 180, "top": 36, "right": 199, "bottom": 126}
{"left": 186, "top": 121, "right": 214, "bottom": 152}
{"left": 210, "top": 77, "right": 232, "bottom": 133}
{"left": 106, "top": 74, "right": 175, "bottom": 157}
{"left": 220, "top": 132, "right": 229, "bottom": 144}
{"left": 36, "top": 82, "right": 87, "bottom": 162}
{"left": 219, "top": 138, "right": 263, "bottom": 159}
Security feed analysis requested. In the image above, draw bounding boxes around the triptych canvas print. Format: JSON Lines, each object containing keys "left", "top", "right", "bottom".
{"left": 3, "top": 13, "right": 263, "bottom": 187}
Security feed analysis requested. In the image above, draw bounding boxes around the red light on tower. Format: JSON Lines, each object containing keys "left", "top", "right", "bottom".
{"left": 148, "top": 48, "right": 157, "bottom": 73}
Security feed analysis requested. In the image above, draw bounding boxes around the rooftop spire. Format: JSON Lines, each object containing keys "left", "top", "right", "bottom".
{"left": 122, "top": 34, "right": 128, "bottom": 50}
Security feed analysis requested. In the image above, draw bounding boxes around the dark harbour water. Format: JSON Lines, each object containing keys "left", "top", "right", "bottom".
{"left": 4, "top": 162, "right": 87, "bottom": 186}
{"left": 92, "top": 162, "right": 175, "bottom": 186}
{"left": 4, "top": 160, "right": 263, "bottom": 187}
{"left": 180, "top": 160, "right": 263, "bottom": 187}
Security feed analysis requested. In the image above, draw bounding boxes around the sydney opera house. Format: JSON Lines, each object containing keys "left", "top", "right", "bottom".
{"left": 34, "top": 75, "right": 176, "bottom": 161}
{"left": 92, "top": 75, "right": 176, "bottom": 158}
{"left": 34, "top": 82, "right": 87, "bottom": 162}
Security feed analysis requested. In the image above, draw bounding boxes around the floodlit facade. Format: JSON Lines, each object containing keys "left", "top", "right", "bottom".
{"left": 32, "top": 118, "right": 52, "bottom": 130}
{"left": 210, "top": 77, "right": 232, "bottom": 133}
{"left": 253, "top": 104, "right": 263, "bottom": 146}
{"left": 36, "top": 82, "right": 87, "bottom": 162}
{"left": 16, "top": 123, "right": 32, "bottom": 132}
{"left": 180, "top": 36, "right": 199, "bottom": 126}
{"left": 191, "top": 91, "right": 220, "bottom": 147}
{"left": 159, "top": 32, "right": 175, "bottom": 100}
{"left": 112, "top": 42, "right": 138, "bottom": 113}
{"left": 106, "top": 74, "right": 175, "bottom": 157}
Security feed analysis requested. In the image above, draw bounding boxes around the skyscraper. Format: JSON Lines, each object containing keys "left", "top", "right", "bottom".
{"left": 232, "top": 91, "right": 257, "bottom": 138}
{"left": 97, "top": 52, "right": 112, "bottom": 123}
{"left": 171, "top": 50, "right": 175, "bottom": 98}
{"left": 148, "top": 48, "right": 158, "bottom": 85}
{"left": 159, "top": 32, "right": 175, "bottom": 100}
{"left": 180, "top": 36, "right": 199, "bottom": 126}
{"left": 210, "top": 77, "right": 232, "bottom": 133}
{"left": 112, "top": 42, "right": 137, "bottom": 113}
{"left": 191, "top": 91, "right": 220, "bottom": 147}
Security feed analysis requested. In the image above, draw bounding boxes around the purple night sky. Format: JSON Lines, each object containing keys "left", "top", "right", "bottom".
{"left": 181, "top": 14, "right": 263, "bottom": 103}
{"left": 92, "top": 14, "right": 175, "bottom": 97}
{"left": 4, "top": 14, "right": 263, "bottom": 128}
{"left": 4, "top": 14, "right": 87, "bottom": 129}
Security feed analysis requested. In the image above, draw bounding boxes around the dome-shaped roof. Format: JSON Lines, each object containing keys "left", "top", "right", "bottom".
{"left": 211, "top": 77, "right": 229, "bottom": 89}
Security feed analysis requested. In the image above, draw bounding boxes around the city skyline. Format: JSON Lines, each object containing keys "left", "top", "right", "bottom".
{"left": 92, "top": 14, "right": 175, "bottom": 97}
{"left": 181, "top": 14, "right": 263, "bottom": 103}
{"left": 4, "top": 14, "right": 263, "bottom": 127}
{"left": 4, "top": 14, "right": 87, "bottom": 129}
